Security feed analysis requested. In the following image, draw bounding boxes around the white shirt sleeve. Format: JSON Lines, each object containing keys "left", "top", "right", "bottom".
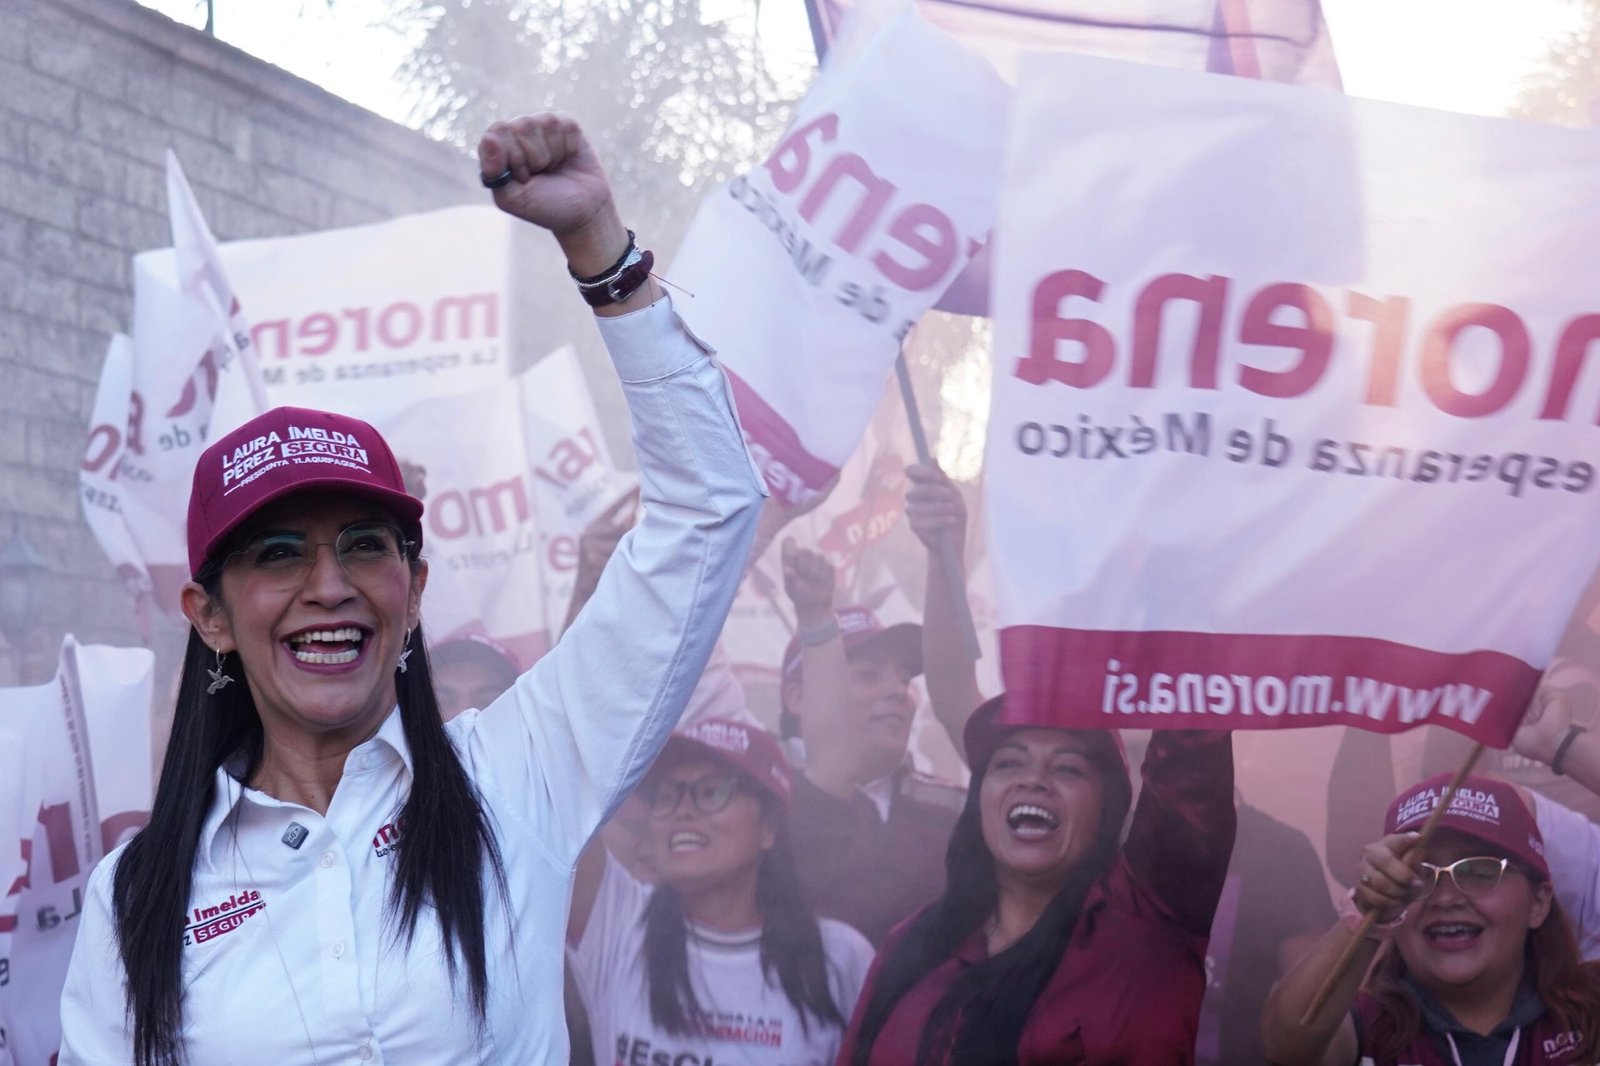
{"left": 568, "top": 854, "right": 651, "bottom": 1012}
{"left": 1531, "top": 788, "right": 1600, "bottom": 961}
{"left": 450, "top": 295, "right": 765, "bottom": 868}
{"left": 820, "top": 918, "right": 878, "bottom": 1025}
{"left": 57, "top": 853, "right": 133, "bottom": 1066}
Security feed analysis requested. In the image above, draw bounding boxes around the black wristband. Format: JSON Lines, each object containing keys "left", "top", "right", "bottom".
{"left": 1552, "top": 724, "right": 1588, "bottom": 776}
{"left": 569, "top": 231, "right": 654, "bottom": 307}
{"left": 569, "top": 230, "right": 638, "bottom": 285}
{"left": 576, "top": 250, "right": 654, "bottom": 308}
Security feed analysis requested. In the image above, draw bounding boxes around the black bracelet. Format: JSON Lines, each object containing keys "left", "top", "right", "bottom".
{"left": 1552, "top": 724, "right": 1588, "bottom": 776}
{"left": 569, "top": 230, "right": 638, "bottom": 285}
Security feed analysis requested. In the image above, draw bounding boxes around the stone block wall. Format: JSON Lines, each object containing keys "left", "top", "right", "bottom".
{"left": 0, "top": 0, "right": 493, "bottom": 682}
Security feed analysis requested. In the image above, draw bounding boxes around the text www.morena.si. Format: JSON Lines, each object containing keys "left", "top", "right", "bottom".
{"left": 1100, "top": 660, "right": 1492, "bottom": 726}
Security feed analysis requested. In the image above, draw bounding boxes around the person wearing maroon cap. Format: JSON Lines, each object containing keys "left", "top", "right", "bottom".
{"left": 59, "top": 113, "right": 765, "bottom": 1066}
{"left": 838, "top": 691, "right": 1235, "bottom": 1065}
{"left": 829, "top": 462, "right": 1236, "bottom": 1063}
{"left": 567, "top": 717, "right": 874, "bottom": 1065}
{"left": 1264, "top": 773, "right": 1600, "bottom": 1066}
{"left": 778, "top": 540, "right": 967, "bottom": 947}
{"left": 429, "top": 632, "right": 521, "bottom": 721}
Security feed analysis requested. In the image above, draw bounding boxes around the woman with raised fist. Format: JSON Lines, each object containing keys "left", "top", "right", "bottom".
{"left": 59, "top": 112, "right": 764, "bottom": 1066}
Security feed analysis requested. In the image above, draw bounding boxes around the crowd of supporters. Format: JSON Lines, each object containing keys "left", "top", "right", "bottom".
{"left": 432, "top": 456, "right": 1600, "bottom": 1066}
{"left": 48, "top": 111, "right": 1600, "bottom": 1066}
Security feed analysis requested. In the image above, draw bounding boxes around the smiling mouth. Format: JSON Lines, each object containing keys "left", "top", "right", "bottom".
{"left": 1424, "top": 922, "right": 1484, "bottom": 946}
{"left": 285, "top": 626, "right": 367, "bottom": 665}
{"left": 1006, "top": 803, "right": 1060, "bottom": 838}
{"left": 668, "top": 831, "right": 710, "bottom": 852}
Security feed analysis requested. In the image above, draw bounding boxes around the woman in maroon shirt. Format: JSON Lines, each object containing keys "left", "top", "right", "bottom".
{"left": 838, "top": 697, "right": 1235, "bottom": 1065}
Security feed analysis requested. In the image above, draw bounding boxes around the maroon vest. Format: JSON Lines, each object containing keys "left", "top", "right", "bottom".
{"left": 1353, "top": 996, "right": 1590, "bottom": 1066}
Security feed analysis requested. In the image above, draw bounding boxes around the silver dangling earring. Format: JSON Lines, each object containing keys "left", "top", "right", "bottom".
{"left": 206, "top": 647, "right": 236, "bottom": 696}
{"left": 396, "top": 628, "right": 413, "bottom": 674}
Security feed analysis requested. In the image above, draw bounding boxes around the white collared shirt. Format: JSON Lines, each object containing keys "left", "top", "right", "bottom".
{"left": 58, "top": 296, "right": 765, "bottom": 1065}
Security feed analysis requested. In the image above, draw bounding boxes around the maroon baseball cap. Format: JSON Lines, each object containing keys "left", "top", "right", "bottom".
{"left": 1385, "top": 772, "right": 1550, "bottom": 881}
{"left": 430, "top": 633, "right": 521, "bottom": 677}
{"left": 780, "top": 605, "right": 922, "bottom": 695}
{"left": 187, "top": 406, "right": 424, "bottom": 575}
{"left": 661, "top": 717, "right": 795, "bottom": 809}
{"left": 963, "top": 694, "right": 1128, "bottom": 780}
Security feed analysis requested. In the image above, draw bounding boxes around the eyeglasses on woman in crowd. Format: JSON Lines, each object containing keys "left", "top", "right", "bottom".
{"left": 1415, "top": 855, "right": 1519, "bottom": 898}
{"left": 646, "top": 773, "right": 747, "bottom": 817}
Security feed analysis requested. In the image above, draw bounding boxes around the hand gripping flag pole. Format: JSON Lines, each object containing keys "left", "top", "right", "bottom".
{"left": 1299, "top": 741, "right": 1487, "bottom": 1027}
{"left": 894, "top": 348, "right": 981, "bottom": 662}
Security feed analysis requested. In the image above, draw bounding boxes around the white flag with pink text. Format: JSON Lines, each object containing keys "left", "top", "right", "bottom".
{"left": 988, "top": 53, "right": 1600, "bottom": 747}
{"left": 0, "top": 639, "right": 153, "bottom": 1066}
{"left": 213, "top": 205, "right": 516, "bottom": 424}
{"left": 79, "top": 153, "right": 266, "bottom": 608}
{"left": 378, "top": 346, "right": 633, "bottom": 669}
{"left": 669, "top": 1, "right": 1009, "bottom": 507}
{"left": 804, "top": 0, "right": 1343, "bottom": 315}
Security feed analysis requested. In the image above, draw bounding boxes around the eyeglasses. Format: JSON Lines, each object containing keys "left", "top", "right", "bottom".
{"left": 224, "top": 521, "right": 414, "bottom": 589}
{"left": 645, "top": 773, "right": 745, "bottom": 817}
{"left": 1417, "top": 856, "right": 1515, "bottom": 898}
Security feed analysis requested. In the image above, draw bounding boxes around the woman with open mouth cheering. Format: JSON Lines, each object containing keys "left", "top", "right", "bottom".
{"left": 837, "top": 697, "right": 1236, "bottom": 1064}
{"left": 567, "top": 717, "right": 875, "bottom": 1065}
{"left": 832, "top": 460, "right": 1236, "bottom": 1064}
{"left": 58, "top": 112, "right": 764, "bottom": 1066}
{"left": 1262, "top": 773, "right": 1600, "bottom": 1065}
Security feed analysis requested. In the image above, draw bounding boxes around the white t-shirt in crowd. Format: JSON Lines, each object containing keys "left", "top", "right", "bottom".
{"left": 1531, "top": 789, "right": 1600, "bottom": 960}
{"left": 572, "top": 858, "right": 875, "bottom": 1066}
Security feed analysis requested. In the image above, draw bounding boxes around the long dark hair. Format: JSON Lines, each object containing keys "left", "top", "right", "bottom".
{"left": 849, "top": 732, "right": 1134, "bottom": 1066}
{"left": 1366, "top": 894, "right": 1600, "bottom": 1062}
{"left": 642, "top": 793, "right": 845, "bottom": 1037}
{"left": 111, "top": 547, "right": 508, "bottom": 1066}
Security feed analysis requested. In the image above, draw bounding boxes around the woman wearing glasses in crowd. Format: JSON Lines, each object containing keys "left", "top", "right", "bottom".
{"left": 1262, "top": 773, "right": 1600, "bottom": 1066}
{"left": 567, "top": 717, "right": 875, "bottom": 1065}
{"left": 58, "top": 112, "right": 764, "bottom": 1065}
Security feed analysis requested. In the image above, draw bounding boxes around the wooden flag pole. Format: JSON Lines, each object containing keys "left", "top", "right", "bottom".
{"left": 1298, "top": 740, "right": 1487, "bottom": 1026}
{"left": 894, "top": 351, "right": 982, "bottom": 661}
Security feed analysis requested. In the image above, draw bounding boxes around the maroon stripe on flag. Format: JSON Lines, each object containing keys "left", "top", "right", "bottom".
{"left": 724, "top": 367, "right": 841, "bottom": 507}
{"left": 998, "top": 626, "right": 1538, "bottom": 747}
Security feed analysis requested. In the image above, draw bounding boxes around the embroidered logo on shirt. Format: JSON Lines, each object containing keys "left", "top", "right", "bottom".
{"left": 1545, "top": 1030, "right": 1583, "bottom": 1059}
{"left": 372, "top": 820, "right": 402, "bottom": 858}
{"left": 183, "top": 889, "right": 265, "bottom": 946}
